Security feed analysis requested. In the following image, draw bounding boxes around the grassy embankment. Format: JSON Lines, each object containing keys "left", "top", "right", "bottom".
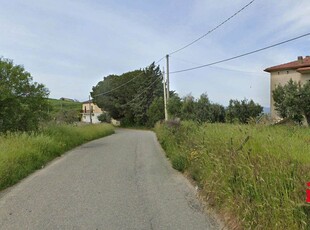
{"left": 48, "top": 98, "right": 81, "bottom": 113}
{"left": 0, "top": 123, "right": 114, "bottom": 191}
{"left": 155, "top": 121, "right": 310, "bottom": 229}
{"left": 47, "top": 98, "right": 82, "bottom": 121}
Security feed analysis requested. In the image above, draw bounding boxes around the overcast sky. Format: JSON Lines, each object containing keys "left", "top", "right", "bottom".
{"left": 1, "top": 0, "right": 310, "bottom": 106}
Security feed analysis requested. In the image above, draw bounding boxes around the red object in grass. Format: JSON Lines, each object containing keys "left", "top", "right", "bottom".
{"left": 306, "top": 182, "right": 310, "bottom": 203}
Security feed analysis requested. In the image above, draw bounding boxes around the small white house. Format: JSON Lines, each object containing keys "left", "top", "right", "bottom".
{"left": 81, "top": 100, "right": 104, "bottom": 124}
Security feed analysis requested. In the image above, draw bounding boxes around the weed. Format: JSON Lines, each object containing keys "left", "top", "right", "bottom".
{"left": 155, "top": 121, "right": 310, "bottom": 229}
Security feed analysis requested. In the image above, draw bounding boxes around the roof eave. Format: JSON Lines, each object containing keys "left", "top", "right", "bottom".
{"left": 264, "top": 67, "right": 299, "bottom": 73}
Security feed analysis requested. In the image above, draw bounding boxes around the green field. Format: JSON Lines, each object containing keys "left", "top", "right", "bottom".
{"left": 0, "top": 124, "right": 114, "bottom": 191}
{"left": 155, "top": 121, "right": 310, "bottom": 229}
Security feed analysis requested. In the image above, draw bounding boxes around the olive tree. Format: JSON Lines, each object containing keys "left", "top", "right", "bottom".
{"left": 273, "top": 79, "right": 310, "bottom": 124}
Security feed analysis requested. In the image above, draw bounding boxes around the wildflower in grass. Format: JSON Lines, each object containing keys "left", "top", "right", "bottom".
{"left": 306, "top": 182, "right": 310, "bottom": 203}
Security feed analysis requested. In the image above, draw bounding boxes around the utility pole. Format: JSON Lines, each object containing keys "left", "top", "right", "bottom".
{"left": 163, "top": 70, "right": 168, "bottom": 121}
{"left": 89, "top": 95, "right": 92, "bottom": 124}
{"left": 166, "top": 54, "right": 170, "bottom": 100}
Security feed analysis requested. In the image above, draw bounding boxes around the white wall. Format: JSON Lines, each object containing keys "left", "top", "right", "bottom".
{"left": 81, "top": 113, "right": 102, "bottom": 124}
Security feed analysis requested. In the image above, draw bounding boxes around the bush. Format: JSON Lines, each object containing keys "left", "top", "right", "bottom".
{"left": 98, "top": 112, "right": 111, "bottom": 123}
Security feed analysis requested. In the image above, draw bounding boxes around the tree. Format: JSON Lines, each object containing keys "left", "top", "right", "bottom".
{"left": 273, "top": 79, "right": 310, "bottom": 124}
{"left": 146, "top": 97, "right": 164, "bottom": 127}
{"left": 167, "top": 94, "right": 182, "bottom": 118}
{"left": 180, "top": 94, "right": 197, "bottom": 121}
{"left": 226, "top": 99, "right": 263, "bottom": 124}
{"left": 300, "top": 81, "right": 310, "bottom": 124}
{"left": 209, "top": 103, "right": 226, "bottom": 123}
{"left": 194, "top": 93, "right": 211, "bottom": 123}
{"left": 272, "top": 83, "right": 287, "bottom": 118}
{"left": 91, "top": 63, "right": 163, "bottom": 126}
{"left": 0, "top": 58, "right": 49, "bottom": 132}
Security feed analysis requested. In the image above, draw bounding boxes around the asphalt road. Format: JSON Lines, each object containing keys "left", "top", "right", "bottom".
{"left": 0, "top": 129, "right": 219, "bottom": 230}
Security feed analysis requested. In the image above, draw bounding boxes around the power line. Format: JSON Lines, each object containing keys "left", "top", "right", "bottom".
{"left": 88, "top": 0, "right": 254, "bottom": 101}
{"left": 168, "top": 0, "right": 256, "bottom": 56}
{"left": 170, "top": 32, "right": 310, "bottom": 74}
{"left": 83, "top": 72, "right": 161, "bottom": 111}
{"left": 171, "top": 56, "right": 264, "bottom": 75}
{"left": 122, "top": 77, "right": 162, "bottom": 107}
{"left": 92, "top": 58, "right": 164, "bottom": 98}
{"left": 85, "top": 73, "right": 161, "bottom": 109}
{"left": 155, "top": 56, "right": 166, "bottom": 65}
{"left": 92, "top": 74, "right": 140, "bottom": 97}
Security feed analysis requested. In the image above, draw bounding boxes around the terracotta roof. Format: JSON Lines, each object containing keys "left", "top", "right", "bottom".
{"left": 297, "top": 66, "right": 310, "bottom": 73}
{"left": 264, "top": 56, "right": 310, "bottom": 72}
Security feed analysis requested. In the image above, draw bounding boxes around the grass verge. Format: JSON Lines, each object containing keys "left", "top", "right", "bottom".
{"left": 154, "top": 121, "right": 310, "bottom": 229}
{"left": 0, "top": 123, "right": 114, "bottom": 191}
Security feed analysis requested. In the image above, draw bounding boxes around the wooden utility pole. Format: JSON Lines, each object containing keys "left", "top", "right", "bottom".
{"left": 163, "top": 70, "right": 168, "bottom": 121}
{"left": 166, "top": 54, "right": 170, "bottom": 100}
{"left": 89, "top": 95, "right": 92, "bottom": 124}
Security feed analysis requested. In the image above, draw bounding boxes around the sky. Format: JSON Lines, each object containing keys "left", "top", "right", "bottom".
{"left": 1, "top": 0, "right": 310, "bottom": 107}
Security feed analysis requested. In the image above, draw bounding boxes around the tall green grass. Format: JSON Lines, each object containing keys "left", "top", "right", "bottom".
{"left": 0, "top": 124, "right": 114, "bottom": 190}
{"left": 155, "top": 121, "right": 310, "bottom": 229}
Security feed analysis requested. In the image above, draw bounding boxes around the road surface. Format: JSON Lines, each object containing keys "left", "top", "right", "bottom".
{"left": 0, "top": 129, "right": 220, "bottom": 230}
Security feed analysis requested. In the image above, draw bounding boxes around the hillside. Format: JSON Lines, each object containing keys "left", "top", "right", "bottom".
{"left": 48, "top": 98, "right": 82, "bottom": 122}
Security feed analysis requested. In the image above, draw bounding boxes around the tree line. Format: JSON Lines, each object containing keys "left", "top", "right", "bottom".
{"left": 167, "top": 94, "right": 263, "bottom": 124}
{"left": 3, "top": 57, "right": 307, "bottom": 132}
{"left": 92, "top": 63, "right": 264, "bottom": 127}
{"left": 92, "top": 64, "right": 310, "bottom": 127}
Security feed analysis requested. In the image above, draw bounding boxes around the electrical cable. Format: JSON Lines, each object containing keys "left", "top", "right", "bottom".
{"left": 171, "top": 56, "right": 264, "bottom": 75}
{"left": 170, "top": 32, "right": 310, "bottom": 74}
{"left": 92, "top": 58, "right": 164, "bottom": 98}
{"left": 155, "top": 56, "right": 166, "bottom": 65}
{"left": 122, "top": 77, "right": 162, "bottom": 107}
{"left": 92, "top": 74, "right": 140, "bottom": 97}
{"left": 89, "top": 0, "right": 255, "bottom": 100}
{"left": 168, "top": 0, "right": 256, "bottom": 56}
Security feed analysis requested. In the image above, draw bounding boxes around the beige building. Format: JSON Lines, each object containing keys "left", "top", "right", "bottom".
{"left": 81, "top": 100, "right": 104, "bottom": 123}
{"left": 264, "top": 56, "right": 310, "bottom": 120}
